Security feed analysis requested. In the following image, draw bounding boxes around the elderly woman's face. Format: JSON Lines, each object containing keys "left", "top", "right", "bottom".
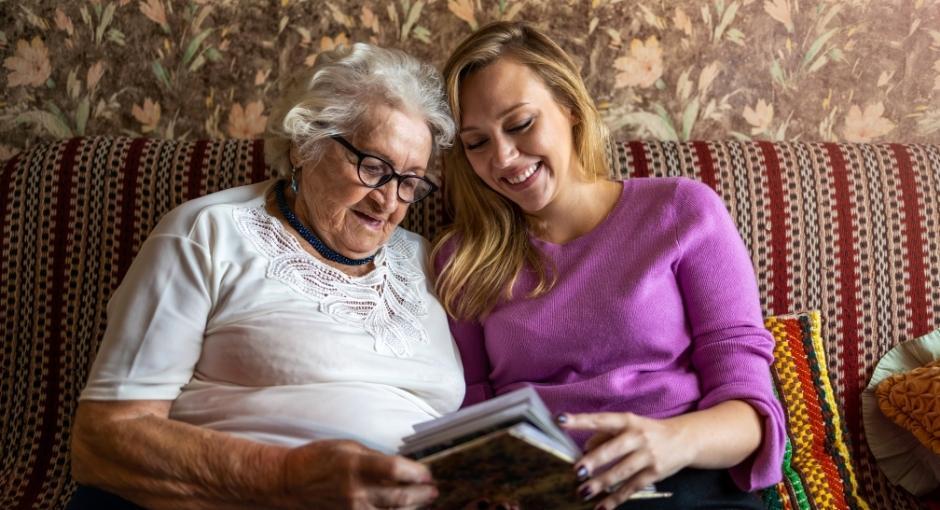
{"left": 295, "top": 105, "right": 432, "bottom": 259}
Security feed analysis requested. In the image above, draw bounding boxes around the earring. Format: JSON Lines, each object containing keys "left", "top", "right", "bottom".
{"left": 290, "top": 166, "right": 299, "bottom": 194}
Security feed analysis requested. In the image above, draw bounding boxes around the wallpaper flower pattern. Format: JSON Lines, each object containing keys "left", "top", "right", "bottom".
{"left": 2, "top": 0, "right": 939, "bottom": 162}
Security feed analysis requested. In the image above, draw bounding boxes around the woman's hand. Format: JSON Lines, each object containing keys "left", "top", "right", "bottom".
{"left": 278, "top": 439, "right": 439, "bottom": 510}
{"left": 71, "top": 401, "right": 438, "bottom": 510}
{"left": 559, "top": 412, "right": 692, "bottom": 508}
{"left": 559, "top": 400, "right": 762, "bottom": 509}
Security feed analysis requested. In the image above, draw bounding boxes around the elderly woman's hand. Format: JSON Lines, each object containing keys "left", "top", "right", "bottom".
{"left": 278, "top": 439, "right": 439, "bottom": 510}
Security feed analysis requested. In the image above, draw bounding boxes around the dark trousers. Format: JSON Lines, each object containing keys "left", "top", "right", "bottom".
{"left": 67, "top": 485, "right": 144, "bottom": 510}
{"left": 68, "top": 469, "right": 763, "bottom": 510}
{"left": 614, "top": 468, "right": 763, "bottom": 510}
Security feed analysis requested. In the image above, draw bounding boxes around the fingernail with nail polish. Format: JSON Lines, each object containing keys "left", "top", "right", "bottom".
{"left": 579, "top": 486, "right": 593, "bottom": 500}
{"left": 555, "top": 413, "right": 568, "bottom": 424}
{"left": 576, "top": 465, "right": 589, "bottom": 481}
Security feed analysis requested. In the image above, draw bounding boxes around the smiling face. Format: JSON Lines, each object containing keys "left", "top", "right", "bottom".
{"left": 457, "top": 57, "right": 582, "bottom": 215}
{"left": 293, "top": 104, "right": 432, "bottom": 259}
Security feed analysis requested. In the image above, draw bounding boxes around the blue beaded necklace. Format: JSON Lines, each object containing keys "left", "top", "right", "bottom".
{"left": 274, "top": 179, "right": 376, "bottom": 266}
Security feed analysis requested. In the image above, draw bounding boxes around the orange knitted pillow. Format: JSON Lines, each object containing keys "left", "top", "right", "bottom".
{"left": 863, "top": 328, "right": 940, "bottom": 496}
{"left": 875, "top": 359, "right": 940, "bottom": 455}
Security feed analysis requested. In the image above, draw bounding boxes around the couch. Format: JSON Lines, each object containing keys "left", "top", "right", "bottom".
{"left": 1, "top": 136, "right": 937, "bottom": 509}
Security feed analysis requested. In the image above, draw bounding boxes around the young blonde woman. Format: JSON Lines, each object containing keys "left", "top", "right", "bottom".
{"left": 432, "top": 22, "right": 785, "bottom": 510}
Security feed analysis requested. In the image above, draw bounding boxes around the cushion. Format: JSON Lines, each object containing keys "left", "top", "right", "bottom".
{"left": 863, "top": 329, "right": 940, "bottom": 496}
{"left": 877, "top": 359, "right": 940, "bottom": 455}
{"left": 761, "top": 311, "right": 870, "bottom": 510}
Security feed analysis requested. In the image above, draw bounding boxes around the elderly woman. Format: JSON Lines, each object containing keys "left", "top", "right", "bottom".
{"left": 68, "top": 43, "right": 463, "bottom": 510}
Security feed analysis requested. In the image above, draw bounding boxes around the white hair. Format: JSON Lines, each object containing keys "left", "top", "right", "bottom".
{"left": 265, "top": 43, "right": 455, "bottom": 178}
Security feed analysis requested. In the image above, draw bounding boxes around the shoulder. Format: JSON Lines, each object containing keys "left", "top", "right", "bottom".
{"left": 616, "top": 178, "right": 735, "bottom": 250}
{"left": 430, "top": 231, "right": 462, "bottom": 275}
{"left": 624, "top": 177, "right": 725, "bottom": 216}
{"left": 622, "top": 176, "right": 716, "bottom": 201}
{"left": 672, "top": 177, "right": 723, "bottom": 204}
{"left": 151, "top": 180, "right": 272, "bottom": 239}
{"left": 384, "top": 227, "right": 433, "bottom": 273}
{"left": 389, "top": 227, "right": 429, "bottom": 257}
{"left": 670, "top": 178, "right": 730, "bottom": 222}
{"left": 383, "top": 228, "right": 438, "bottom": 290}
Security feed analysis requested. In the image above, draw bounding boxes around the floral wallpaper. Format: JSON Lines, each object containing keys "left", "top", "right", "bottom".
{"left": 2, "top": 0, "right": 939, "bottom": 162}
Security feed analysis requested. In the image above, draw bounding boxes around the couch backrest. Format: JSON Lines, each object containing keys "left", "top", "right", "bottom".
{"left": 0, "top": 137, "right": 270, "bottom": 509}
{"left": 1, "top": 136, "right": 937, "bottom": 509}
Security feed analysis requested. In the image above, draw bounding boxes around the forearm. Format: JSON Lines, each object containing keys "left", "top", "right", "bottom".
{"left": 71, "top": 402, "right": 288, "bottom": 510}
{"left": 668, "top": 399, "right": 762, "bottom": 470}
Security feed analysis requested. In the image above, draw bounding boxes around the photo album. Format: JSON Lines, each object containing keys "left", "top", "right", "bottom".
{"left": 400, "top": 386, "right": 672, "bottom": 508}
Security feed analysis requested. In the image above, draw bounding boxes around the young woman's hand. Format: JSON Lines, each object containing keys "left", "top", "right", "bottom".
{"left": 559, "top": 400, "right": 762, "bottom": 509}
{"left": 278, "top": 439, "right": 439, "bottom": 510}
{"left": 558, "top": 412, "right": 693, "bottom": 509}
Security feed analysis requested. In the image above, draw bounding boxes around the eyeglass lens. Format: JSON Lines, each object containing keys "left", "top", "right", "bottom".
{"left": 358, "top": 155, "right": 432, "bottom": 203}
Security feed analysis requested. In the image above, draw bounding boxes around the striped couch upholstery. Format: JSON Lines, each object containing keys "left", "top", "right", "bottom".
{"left": 1, "top": 136, "right": 937, "bottom": 509}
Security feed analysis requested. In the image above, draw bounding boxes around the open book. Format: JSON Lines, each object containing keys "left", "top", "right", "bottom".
{"left": 400, "top": 386, "right": 671, "bottom": 509}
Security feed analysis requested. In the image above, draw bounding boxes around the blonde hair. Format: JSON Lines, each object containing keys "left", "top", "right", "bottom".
{"left": 432, "top": 21, "right": 609, "bottom": 321}
{"left": 264, "top": 43, "right": 454, "bottom": 178}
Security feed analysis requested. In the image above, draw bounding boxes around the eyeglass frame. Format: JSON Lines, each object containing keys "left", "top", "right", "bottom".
{"left": 330, "top": 135, "right": 438, "bottom": 204}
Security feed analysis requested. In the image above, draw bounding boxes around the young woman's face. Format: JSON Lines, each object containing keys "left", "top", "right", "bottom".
{"left": 457, "top": 57, "right": 581, "bottom": 214}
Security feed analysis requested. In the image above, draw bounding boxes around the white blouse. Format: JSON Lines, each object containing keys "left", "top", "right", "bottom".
{"left": 81, "top": 180, "right": 465, "bottom": 452}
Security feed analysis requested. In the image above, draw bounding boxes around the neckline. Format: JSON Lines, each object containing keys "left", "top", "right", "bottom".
{"left": 232, "top": 193, "right": 430, "bottom": 358}
{"left": 273, "top": 179, "right": 377, "bottom": 267}
{"left": 253, "top": 195, "right": 390, "bottom": 283}
{"left": 528, "top": 180, "right": 626, "bottom": 250}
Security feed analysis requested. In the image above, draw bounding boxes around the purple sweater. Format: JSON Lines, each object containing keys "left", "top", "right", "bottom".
{"left": 441, "top": 178, "right": 785, "bottom": 491}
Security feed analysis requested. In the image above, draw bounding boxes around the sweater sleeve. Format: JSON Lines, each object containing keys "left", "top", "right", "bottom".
{"left": 672, "top": 179, "right": 786, "bottom": 491}
{"left": 433, "top": 239, "right": 495, "bottom": 407}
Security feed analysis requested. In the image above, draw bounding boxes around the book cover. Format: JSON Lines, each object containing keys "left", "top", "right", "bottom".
{"left": 401, "top": 387, "right": 671, "bottom": 508}
{"left": 419, "top": 423, "right": 591, "bottom": 509}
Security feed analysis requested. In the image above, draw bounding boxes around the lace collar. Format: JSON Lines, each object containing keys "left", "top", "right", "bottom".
{"left": 233, "top": 205, "right": 429, "bottom": 357}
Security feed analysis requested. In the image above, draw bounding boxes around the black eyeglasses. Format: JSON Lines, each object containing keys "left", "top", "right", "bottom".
{"left": 331, "top": 135, "right": 438, "bottom": 204}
